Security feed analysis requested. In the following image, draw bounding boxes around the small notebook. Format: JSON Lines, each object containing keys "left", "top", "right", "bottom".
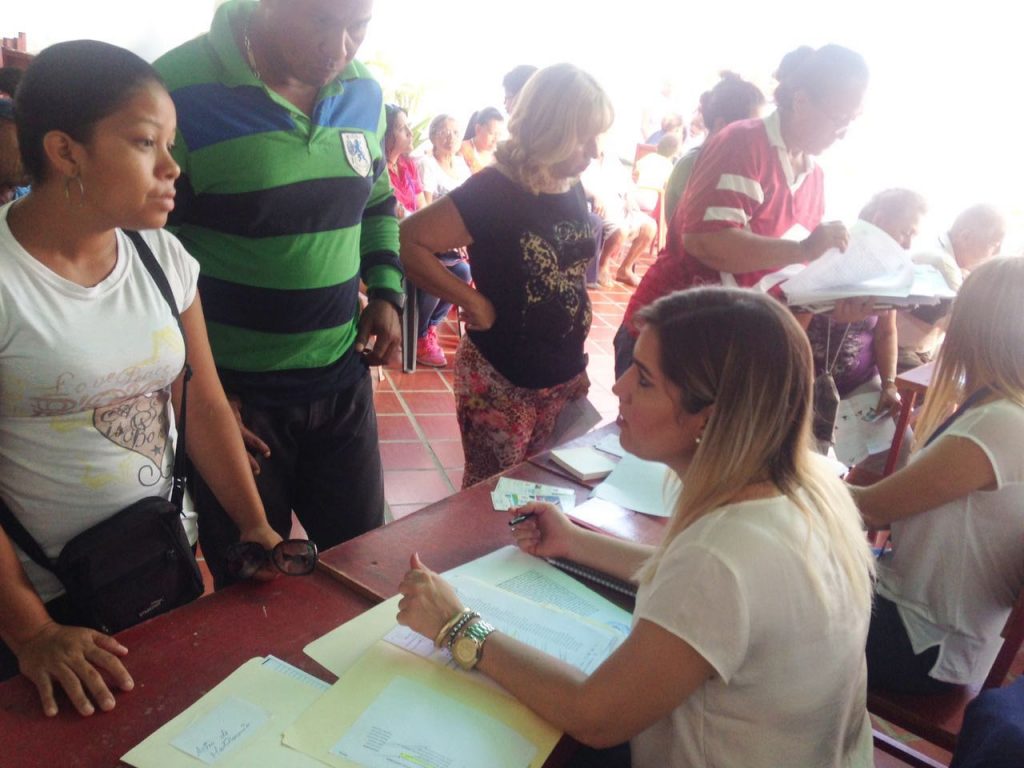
{"left": 548, "top": 447, "right": 617, "bottom": 482}
{"left": 546, "top": 558, "right": 638, "bottom": 598}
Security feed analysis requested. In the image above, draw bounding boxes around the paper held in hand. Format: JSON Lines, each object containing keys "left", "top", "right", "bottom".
{"left": 763, "top": 220, "right": 956, "bottom": 311}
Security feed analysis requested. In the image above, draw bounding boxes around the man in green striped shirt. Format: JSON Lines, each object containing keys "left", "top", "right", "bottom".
{"left": 156, "top": 0, "right": 403, "bottom": 587}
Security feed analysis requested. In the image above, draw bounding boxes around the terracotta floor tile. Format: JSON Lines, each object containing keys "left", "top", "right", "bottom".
{"left": 416, "top": 414, "right": 462, "bottom": 440}
{"left": 445, "top": 468, "right": 465, "bottom": 490}
{"left": 387, "top": 368, "right": 449, "bottom": 392}
{"left": 377, "top": 414, "right": 419, "bottom": 441}
{"left": 389, "top": 502, "right": 430, "bottom": 521}
{"left": 373, "top": 391, "right": 404, "bottom": 414}
{"left": 379, "top": 442, "right": 438, "bottom": 470}
{"left": 430, "top": 440, "right": 465, "bottom": 469}
{"left": 401, "top": 390, "right": 456, "bottom": 415}
{"left": 384, "top": 469, "right": 454, "bottom": 505}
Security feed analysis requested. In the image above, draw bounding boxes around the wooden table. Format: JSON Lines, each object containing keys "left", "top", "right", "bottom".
{"left": 317, "top": 461, "right": 591, "bottom": 601}
{"left": 0, "top": 573, "right": 372, "bottom": 768}
{"left": 883, "top": 361, "right": 935, "bottom": 476}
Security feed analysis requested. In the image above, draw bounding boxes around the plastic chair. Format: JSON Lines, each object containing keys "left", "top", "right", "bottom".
{"left": 870, "top": 582, "right": 1024, "bottom": 766}
{"left": 631, "top": 143, "right": 666, "bottom": 256}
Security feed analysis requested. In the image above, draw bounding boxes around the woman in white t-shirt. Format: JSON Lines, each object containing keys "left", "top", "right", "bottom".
{"left": 396, "top": 288, "right": 876, "bottom": 767}
{"left": 854, "top": 257, "right": 1024, "bottom": 694}
{"left": 0, "top": 41, "right": 281, "bottom": 717}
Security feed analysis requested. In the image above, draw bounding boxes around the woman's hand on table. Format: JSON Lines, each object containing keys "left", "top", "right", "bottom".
{"left": 15, "top": 621, "right": 132, "bottom": 717}
{"left": 397, "top": 553, "right": 464, "bottom": 641}
{"left": 508, "top": 501, "right": 577, "bottom": 559}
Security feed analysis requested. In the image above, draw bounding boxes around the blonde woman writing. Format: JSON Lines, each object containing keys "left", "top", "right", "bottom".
{"left": 397, "top": 288, "right": 875, "bottom": 767}
{"left": 855, "top": 257, "right": 1024, "bottom": 695}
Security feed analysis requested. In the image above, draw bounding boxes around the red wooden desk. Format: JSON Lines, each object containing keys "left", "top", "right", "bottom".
{"left": 883, "top": 361, "right": 935, "bottom": 476}
{"left": 0, "top": 573, "right": 372, "bottom": 768}
{"left": 317, "top": 461, "right": 590, "bottom": 601}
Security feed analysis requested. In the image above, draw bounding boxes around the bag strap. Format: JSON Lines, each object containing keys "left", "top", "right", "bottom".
{"left": 125, "top": 231, "right": 192, "bottom": 510}
{"left": 0, "top": 231, "right": 194, "bottom": 573}
{"left": 923, "top": 386, "right": 992, "bottom": 447}
{"left": 0, "top": 499, "right": 54, "bottom": 572}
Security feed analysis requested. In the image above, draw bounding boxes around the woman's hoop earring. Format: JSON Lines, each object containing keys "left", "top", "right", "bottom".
{"left": 64, "top": 175, "right": 85, "bottom": 206}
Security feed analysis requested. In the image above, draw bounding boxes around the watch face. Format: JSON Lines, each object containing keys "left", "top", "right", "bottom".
{"left": 453, "top": 635, "right": 477, "bottom": 666}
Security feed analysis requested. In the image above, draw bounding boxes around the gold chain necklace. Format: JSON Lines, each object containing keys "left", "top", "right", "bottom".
{"left": 243, "top": 16, "right": 261, "bottom": 81}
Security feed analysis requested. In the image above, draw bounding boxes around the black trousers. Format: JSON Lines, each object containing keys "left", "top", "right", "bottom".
{"left": 194, "top": 374, "right": 385, "bottom": 589}
{"left": 866, "top": 594, "right": 957, "bottom": 695}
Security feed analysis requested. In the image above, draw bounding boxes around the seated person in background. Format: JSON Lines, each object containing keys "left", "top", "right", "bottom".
{"left": 0, "top": 40, "right": 279, "bottom": 714}
{"left": 0, "top": 67, "right": 22, "bottom": 99}
{"left": 458, "top": 106, "right": 504, "bottom": 173}
{"left": 0, "top": 99, "right": 31, "bottom": 204}
{"left": 632, "top": 133, "right": 680, "bottom": 213}
{"left": 384, "top": 104, "right": 425, "bottom": 219}
{"left": 895, "top": 203, "right": 1005, "bottom": 371}
{"left": 807, "top": 188, "right": 928, "bottom": 449}
{"left": 398, "top": 288, "right": 875, "bottom": 767}
{"left": 663, "top": 71, "right": 766, "bottom": 222}
{"left": 401, "top": 64, "right": 610, "bottom": 487}
{"left": 418, "top": 114, "right": 471, "bottom": 205}
{"left": 502, "top": 64, "right": 537, "bottom": 114}
{"left": 410, "top": 114, "right": 473, "bottom": 368}
{"left": 644, "top": 111, "right": 685, "bottom": 145}
{"left": 853, "top": 257, "right": 1024, "bottom": 695}
{"left": 583, "top": 148, "right": 656, "bottom": 287}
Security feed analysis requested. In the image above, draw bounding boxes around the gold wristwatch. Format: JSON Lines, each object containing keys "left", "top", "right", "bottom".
{"left": 452, "top": 619, "right": 495, "bottom": 670}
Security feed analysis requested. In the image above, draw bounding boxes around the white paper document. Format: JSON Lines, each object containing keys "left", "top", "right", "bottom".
{"left": 781, "top": 220, "right": 912, "bottom": 302}
{"left": 170, "top": 697, "right": 269, "bottom": 765}
{"left": 384, "top": 574, "right": 623, "bottom": 674}
{"left": 834, "top": 392, "right": 898, "bottom": 466}
{"left": 491, "top": 477, "right": 576, "bottom": 512}
{"left": 330, "top": 676, "right": 537, "bottom": 768}
{"left": 592, "top": 452, "right": 676, "bottom": 517}
{"left": 595, "top": 432, "right": 625, "bottom": 458}
{"left": 451, "top": 546, "right": 632, "bottom": 634}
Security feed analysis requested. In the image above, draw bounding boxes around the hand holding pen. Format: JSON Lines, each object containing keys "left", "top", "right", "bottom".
{"left": 506, "top": 502, "right": 576, "bottom": 559}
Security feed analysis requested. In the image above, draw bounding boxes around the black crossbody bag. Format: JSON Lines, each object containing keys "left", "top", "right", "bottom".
{"left": 0, "top": 231, "right": 203, "bottom": 634}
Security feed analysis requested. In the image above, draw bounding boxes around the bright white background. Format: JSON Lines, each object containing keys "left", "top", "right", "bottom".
{"left": 5, "top": 0, "right": 1022, "bottom": 250}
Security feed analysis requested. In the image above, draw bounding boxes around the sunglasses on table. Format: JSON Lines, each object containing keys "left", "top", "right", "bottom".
{"left": 225, "top": 539, "right": 319, "bottom": 579}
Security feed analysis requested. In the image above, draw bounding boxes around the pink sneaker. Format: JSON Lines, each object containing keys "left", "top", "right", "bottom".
{"left": 416, "top": 326, "right": 447, "bottom": 368}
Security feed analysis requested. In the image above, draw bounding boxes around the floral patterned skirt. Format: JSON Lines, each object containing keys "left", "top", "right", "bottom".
{"left": 454, "top": 337, "right": 590, "bottom": 488}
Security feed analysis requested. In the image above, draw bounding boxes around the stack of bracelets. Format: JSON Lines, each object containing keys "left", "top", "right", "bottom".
{"left": 434, "top": 608, "right": 496, "bottom": 670}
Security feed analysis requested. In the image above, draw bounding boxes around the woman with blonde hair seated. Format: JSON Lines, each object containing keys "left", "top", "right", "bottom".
{"left": 397, "top": 287, "right": 875, "bottom": 766}
{"left": 854, "top": 257, "right": 1024, "bottom": 695}
{"left": 401, "top": 63, "right": 611, "bottom": 487}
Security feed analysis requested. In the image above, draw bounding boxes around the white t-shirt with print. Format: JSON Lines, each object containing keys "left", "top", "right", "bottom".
{"left": 632, "top": 494, "right": 873, "bottom": 768}
{"left": 0, "top": 203, "right": 199, "bottom": 602}
{"left": 417, "top": 153, "right": 471, "bottom": 200}
{"left": 877, "top": 398, "right": 1024, "bottom": 685}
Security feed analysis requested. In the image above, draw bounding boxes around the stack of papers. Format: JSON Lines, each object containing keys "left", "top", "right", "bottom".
{"left": 769, "top": 220, "right": 956, "bottom": 311}
{"left": 549, "top": 446, "right": 618, "bottom": 482}
{"left": 491, "top": 477, "right": 576, "bottom": 512}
